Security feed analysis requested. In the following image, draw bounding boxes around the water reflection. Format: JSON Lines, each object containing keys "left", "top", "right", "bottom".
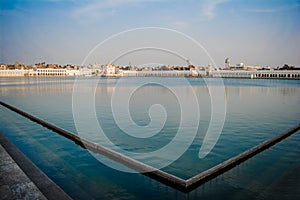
{"left": 0, "top": 77, "right": 300, "bottom": 199}
{"left": 1, "top": 78, "right": 300, "bottom": 174}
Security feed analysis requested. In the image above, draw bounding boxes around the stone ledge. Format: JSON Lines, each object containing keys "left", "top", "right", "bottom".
{"left": 0, "top": 132, "right": 72, "bottom": 200}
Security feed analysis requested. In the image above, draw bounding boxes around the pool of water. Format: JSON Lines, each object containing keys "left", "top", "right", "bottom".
{"left": 0, "top": 77, "right": 300, "bottom": 199}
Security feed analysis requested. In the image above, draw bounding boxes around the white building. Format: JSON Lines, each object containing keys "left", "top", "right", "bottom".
{"left": 0, "top": 69, "right": 28, "bottom": 77}
{"left": 29, "top": 68, "right": 67, "bottom": 76}
{"left": 77, "top": 67, "right": 92, "bottom": 76}
{"left": 104, "top": 64, "right": 116, "bottom": 76}
{"left": 0, "top": 68, "right": 84, "bottom": 77}
{"left": 66, "top": 69, "right": 80, "bottom": 76}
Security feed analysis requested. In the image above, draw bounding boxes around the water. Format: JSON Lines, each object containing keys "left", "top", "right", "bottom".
{"left": 0, "top": 77, "right": 300, "bottom": 199}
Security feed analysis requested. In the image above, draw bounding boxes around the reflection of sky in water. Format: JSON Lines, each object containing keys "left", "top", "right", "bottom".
{"left": 0, "top": 77, "right": 299, "bottom": 178}
{"left": 1, "top": 77, "right": 300, "bottom": 199}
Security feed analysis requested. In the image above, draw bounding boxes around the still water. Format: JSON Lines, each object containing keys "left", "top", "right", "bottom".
{"left": 0, "top": 77, "right": 300, "bottom": 199}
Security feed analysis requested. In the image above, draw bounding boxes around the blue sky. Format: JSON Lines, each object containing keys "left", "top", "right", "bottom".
{"left": 0, "top": 0, "right": 299, "bottom": 67}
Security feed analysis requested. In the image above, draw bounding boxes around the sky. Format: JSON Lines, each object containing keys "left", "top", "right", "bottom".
{"left": 0, "top": 0, "right": 300, "bottom": 68}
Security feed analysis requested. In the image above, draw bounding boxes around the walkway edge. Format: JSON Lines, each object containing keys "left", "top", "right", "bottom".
{"left": 186, "top": 123, "right": 300, "bottom": 191}
{"left": 0, "top": 132, "right": 72, "bottom": 200}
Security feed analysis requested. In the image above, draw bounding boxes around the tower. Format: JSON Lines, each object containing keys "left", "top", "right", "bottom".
{"left": 225, "top": 58, "right": 230, "bottom": 69}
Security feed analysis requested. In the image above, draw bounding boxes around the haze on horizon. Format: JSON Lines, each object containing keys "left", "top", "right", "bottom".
{"left": 0, "top": 0, "right": 299, "bottom": 68}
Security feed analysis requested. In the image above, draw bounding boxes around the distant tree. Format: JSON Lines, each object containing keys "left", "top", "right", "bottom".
{"left": 283, "top": 64, "right": 289, "bottom": 69}
{"left": 160, "top": 65, "right": 169, "bottom": 70}
{"left": 15, "top": 61, "right": 21, "bottom": 69}
{"left": 281, "top": 64, "right": 294, "bottom": 70}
